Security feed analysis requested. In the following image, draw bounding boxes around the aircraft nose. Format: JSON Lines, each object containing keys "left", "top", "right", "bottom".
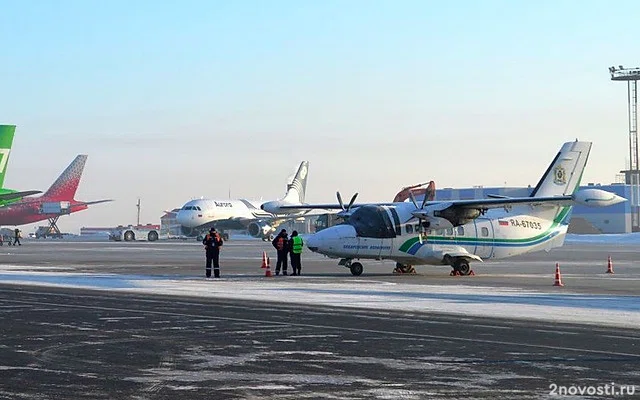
{"left": 306, "top": 234, "right": 319, "bottom": 252}
{"left": 176, "top": 210, "right": 191, "bottom": 226}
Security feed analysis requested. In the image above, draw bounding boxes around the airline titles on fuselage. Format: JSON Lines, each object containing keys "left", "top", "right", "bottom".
{"left": 214, "top": 202, "right": 233, "bottom": 208}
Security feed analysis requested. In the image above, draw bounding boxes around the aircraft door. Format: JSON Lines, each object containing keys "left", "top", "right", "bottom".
{"left": 473, "top": 219, "right": 495, "bottom": 258}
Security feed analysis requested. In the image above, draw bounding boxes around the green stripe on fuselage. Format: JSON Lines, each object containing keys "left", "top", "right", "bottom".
{"left": 400, "top": 206, "right": 572, "bottom": 249}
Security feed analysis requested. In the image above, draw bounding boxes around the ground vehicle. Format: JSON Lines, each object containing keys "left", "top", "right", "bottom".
{"left": 35, "top": 225, "right": 64, "bottom": 239}
{"left": 109, "top": 224, "right": 160, "bottom": 242}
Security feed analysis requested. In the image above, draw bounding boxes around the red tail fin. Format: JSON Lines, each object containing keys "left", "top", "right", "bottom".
{"left": 43, "top": 155, "right": 88, "bottom": 201}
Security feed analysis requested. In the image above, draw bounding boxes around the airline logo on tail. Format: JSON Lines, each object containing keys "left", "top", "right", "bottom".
{"left": 0, "top": 125, "right": 16, "bottom": 188}
{"left": 285, "top": 161, "right": 309, "bottom": 204}
{"left": 0, "top": 149, "right": 10, "bottom": 175}
{"left": 554, "top": 166, "right": 566, "bottom": 185}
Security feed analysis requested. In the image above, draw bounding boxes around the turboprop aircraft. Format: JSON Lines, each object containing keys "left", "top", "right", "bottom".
{"left": 279, "top": 141, "right": 626, "bottom": 276}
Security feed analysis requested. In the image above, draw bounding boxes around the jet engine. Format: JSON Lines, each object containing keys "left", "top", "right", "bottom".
{"left": 247, "top": 221, "right": 276, "bottom": 241}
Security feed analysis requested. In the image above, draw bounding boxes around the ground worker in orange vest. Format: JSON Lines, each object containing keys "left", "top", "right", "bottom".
{"left": 271, "top": 229, "right": 289, "bottom": 275}
{"left": 202, "top": 227, "right": 224, "bottom": 278}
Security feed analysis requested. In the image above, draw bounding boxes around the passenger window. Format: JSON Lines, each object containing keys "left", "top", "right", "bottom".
{"left": 435, "top": 229, "right": 444, "bottom": 236}
{"left": 406, "top": 224, "right": 413, "bottom": 234}
{"left": 481, "top": 227, "right": 489, "bottom": 237}
{"left": 445, "top": 228, "right": 453, "bottom": 236}
{"left": 457, "top": 226, "right": 464, "bottom": 236}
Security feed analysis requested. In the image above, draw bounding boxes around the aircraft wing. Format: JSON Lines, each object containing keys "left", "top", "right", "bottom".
{"left": 276, "top": 197, "right": 574, "bottom": 212}
{"left": 0, "top": 190, "right": 42, "bottom": 202}
{"left": 278, "top": 190, "right": 624, "bottom": 214}
{"left": 277, "top": 202, "right": 397, "bottom": 211}
{"left": 426, "top": 195, "right": 575, "bottom": 210}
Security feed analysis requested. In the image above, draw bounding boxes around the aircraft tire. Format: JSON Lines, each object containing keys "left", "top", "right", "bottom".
{"left": 350, "top": 262, "right": 363, "bottom": 276}
{"left": 454, "top": 259, "right": 471, "bottom": 276}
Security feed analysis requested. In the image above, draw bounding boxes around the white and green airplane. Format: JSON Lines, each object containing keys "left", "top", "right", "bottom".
{"left": 280, "top": 140, "right": 626, "bottom": 276}
{"left": 0, "top": 125, "right": 41, "bottom": 205}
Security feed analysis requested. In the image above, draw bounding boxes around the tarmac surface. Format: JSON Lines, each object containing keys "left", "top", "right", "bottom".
{"left": 0, "top": 238, "right": 639, "bottom": 399}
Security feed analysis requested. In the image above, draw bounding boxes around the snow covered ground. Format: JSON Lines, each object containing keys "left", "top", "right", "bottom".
{"left": 565, "top": 232, "right": 640, "bottom": 244}
{"left": 1, "top": 265, "right": 639, "bottom": 329}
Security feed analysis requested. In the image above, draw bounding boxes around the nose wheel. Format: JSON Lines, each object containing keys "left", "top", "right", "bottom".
{"left": 349, "top": 262, "right": 363, "bottom": 276}
{"left": 339, "top": 259, "right": 364, "bottom": 276}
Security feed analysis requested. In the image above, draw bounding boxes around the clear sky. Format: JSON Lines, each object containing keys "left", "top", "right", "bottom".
{"left": 1, "top": 0, "right": 639, "bottom": 233}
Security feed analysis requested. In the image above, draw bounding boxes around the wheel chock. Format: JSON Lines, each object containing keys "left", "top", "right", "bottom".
{"left": 469, "top": 270, "right": 475, "bottom": 276}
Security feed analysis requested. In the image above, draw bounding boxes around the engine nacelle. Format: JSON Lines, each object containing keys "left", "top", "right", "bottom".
{"left": 260, "top": 200, "right": 283, "bottom": 214}
{"left": 424, "top": 216, "right": 454, "bottom": 229}
{"left": 247, "top": 221, "right": 275, "bottom": 239}
{"left": 417, "top": 203, "right": 481, "bottom": 227}
{"left": 434, "top": 207, "right": 482, "bottom": 226}
{"left": 573, "top": 189, "right": 626, "bottom": 207}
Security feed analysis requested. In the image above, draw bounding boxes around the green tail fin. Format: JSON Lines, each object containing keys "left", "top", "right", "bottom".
{"left": 0, "top": 125, "right": 15, "bottom": 188}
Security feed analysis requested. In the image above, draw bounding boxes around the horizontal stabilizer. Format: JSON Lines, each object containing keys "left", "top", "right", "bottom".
{"left": 0, "top": 190, "right": 42, "bottom": 202}
{"left": 76, "top": 199, "right": 113, "bottom": 206}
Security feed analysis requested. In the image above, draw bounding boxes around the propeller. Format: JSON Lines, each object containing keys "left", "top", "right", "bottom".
{"left": 336, "top": 191, "right": 358, "bottom": 218}
{"left": 408, "top": 191, "right": 430, "bottom": 243}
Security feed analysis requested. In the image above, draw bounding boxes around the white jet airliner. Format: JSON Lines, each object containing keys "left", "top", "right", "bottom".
{"left": 176, "top": 161, "right": 310, "bottom": 240}
{"left": 278, "top": 141, "right": 626, "bottom": 276}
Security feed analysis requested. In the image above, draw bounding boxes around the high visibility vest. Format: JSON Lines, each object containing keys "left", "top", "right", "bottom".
{"left": 292, "top": 236, "right": 303, "bottom": 254}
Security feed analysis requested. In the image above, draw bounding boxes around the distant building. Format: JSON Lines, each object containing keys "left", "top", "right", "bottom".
{"left": 429, "top": 184, "right": 631, "bottom": 234}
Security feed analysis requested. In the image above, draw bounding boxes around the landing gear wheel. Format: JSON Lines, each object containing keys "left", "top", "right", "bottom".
{"left": 147, "top": 231, "right": 158, "bottom": 242}
{"left": 454, "top": 259, "right": 471, "bottom": 276}
{"left": 350, "top": 262, "right": 363, "bottom": 276}
{"left": 124, "top": 230, "right": 135, "bottom": 242}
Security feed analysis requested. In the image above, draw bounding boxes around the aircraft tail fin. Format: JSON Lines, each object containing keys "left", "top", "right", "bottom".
{"left": 282, "top": 161, "right": 309, "bottom": 204}
{"left": 43, "top": 155, "right": 88, "bottom": 201}
{"left": 0, "top": 125, "right": 16, "bottom": 188}
{"left": 529, "top": 141, "right": 592, "bottom": 199}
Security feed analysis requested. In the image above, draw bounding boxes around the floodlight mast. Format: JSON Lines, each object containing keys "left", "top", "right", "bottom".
{"left": 610, "top": 65, "right": 640, "bottom": 230}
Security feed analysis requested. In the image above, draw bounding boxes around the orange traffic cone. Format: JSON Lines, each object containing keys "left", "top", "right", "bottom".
{"left": 265, "top": 256, "right": 273, "bottom": 277}
{"left": 261, "top": 251, "right": 267, "bottom": 268}
{"left": 606, "top": 255, "right": 614, "bottom": 274}
{"left": 553, "top": 263, "right": 564, "bottom": 287}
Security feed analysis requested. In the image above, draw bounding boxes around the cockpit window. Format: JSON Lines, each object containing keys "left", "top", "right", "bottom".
{"left": 196, "top": 206, "right": 201, "bottom": 211}
{"left": 348, "top": 205, "right": 396, "bottom": 238}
